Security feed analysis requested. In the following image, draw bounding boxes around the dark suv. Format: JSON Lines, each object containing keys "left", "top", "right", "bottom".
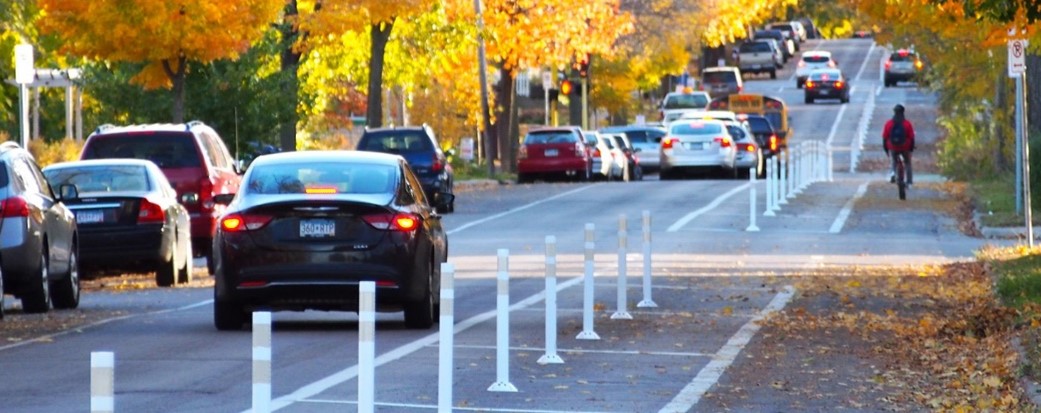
{"left": 0, "top": 142, "right": 80, "bottom": 315}
{"left": 356, "top": 125, "right": 454, "bottom": 213}
{"left": 79, "top": 121, "right": 242, "bottom": 274}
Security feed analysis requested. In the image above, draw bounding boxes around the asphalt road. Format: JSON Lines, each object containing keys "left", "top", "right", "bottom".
{"left": 0, "top": 38, "right": 997, "bottom": 413}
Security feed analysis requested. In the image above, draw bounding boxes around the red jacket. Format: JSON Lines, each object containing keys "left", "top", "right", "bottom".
{"left": 882, "top": 119, "right": 915, "bottom": 152}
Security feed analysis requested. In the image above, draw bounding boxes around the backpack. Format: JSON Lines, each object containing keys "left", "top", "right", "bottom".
{"left": 889, "top": 120, "right": 907, "bottom": 146}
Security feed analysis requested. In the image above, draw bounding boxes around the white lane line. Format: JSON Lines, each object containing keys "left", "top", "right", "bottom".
{"left": 824, "top": 101, "right": 849, "bottom": 147}
{"left": 666, "top": 183, "right": 750, "bottom": 232}
{"left": 261, "top": 276, "right": 585, "bottom": 412}
{"left": 829, "top": 182, "right": 869, "bottom": 233}
{"left": 447, "top": 184, "right": 598, "bottom": 235}
{"left": 0, "top": 299, "right": 213, "bottom": 352}
{"left": 658, "top": 285, "right": 796, "bottom": 413}
{"left": 300, "top": 399, "right": 620, "bottom": 413}
{"left": 853, "top": 41, "right": 877, "bottom": 82}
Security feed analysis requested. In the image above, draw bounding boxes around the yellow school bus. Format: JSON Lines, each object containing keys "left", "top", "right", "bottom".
{"left": 708, "top": 94, "right": 792, "bottom": 148}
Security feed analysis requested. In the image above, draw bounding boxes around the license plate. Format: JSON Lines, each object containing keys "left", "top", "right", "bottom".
{"left": 820, "top": 90, "right": 830, "bottom": 95}
{"left": 76, "top": 210, "right": 105, "bottom": 224}
{"left": 545, "top": 149, "right": 559, "bottom": 157}
{"left": 300, "top": 220, "right": 335, "bottom": 237}
{"left": 684, "top": 142, "right": 704, "bottom": 150}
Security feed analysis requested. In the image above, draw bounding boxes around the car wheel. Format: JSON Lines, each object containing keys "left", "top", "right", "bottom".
{"left": 51, "top": 247, "right": 80, "bottom": 309}
{"left": 517, "top": 173, "right": 532, "bottom": 184}
{"left": 404, "top": 258, "right": 436, "bottom": 329}
{"left": 805, "top": 96, "right": 813, "bottom": 104}
{"left": 635, "top": 165, "right": 644, "bottom": 181}
{"left": 156, "top": 242, "right": 177, "bottom": 287}
{"left": 178, "top": 237, "right": 193, "bottom": 285}
{"left": 1, "top": 271, "right": 5, "bottom": 320}
{"left": 770, "top": 69, "right": 777, "bottom": 79}
{"left": 214, "top": 297, "right": 247, "bottom": 331}
{"left": 22, "top": 251, "right": 51, "bottom": 314}
{"left": 796, "top": 80, "right": 802, "bottom": 89}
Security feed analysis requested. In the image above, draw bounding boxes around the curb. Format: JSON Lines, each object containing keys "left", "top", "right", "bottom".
{"left": 455, "top": 179, "right": 504, "bottom": 192}
{"left": 974, "top": 211, "right": 1041, "bottom": 240}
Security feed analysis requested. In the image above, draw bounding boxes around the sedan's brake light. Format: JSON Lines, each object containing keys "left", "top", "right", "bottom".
{"left": 805, "top": 80, "right": 815, "bottom": 88}
{"left": 834, "top": 81, "right": 844, "bottom": 89}
{"left": 198, "top": 177, "right": 215, "bottom": 210}
{"left": 743, "top": 143, "right": 756, "bottom": 152}
{"left": 885, "top": 61, "right": 892, "bottom": 70}
{"left": 594, "top": 148, "right": 602, "bottom": 157}
{"left": 714, "top": 137, "right": 732, "bottom": 148}
{"left": 363, "top": 213, "right": 420, "bottom": 232}
{"left": 138, "top": 199, "right": 166, "bottom": 223}
{"left": 662, "top": 137, "right": 676, "bottom": 149}
{"left": 221, "top": 213, "right": 273, "bottom": 232}
{"left": 915, "top": 60, "right": 923, "bottom": 70}
{"left": 0, "top": 196, "right": 29, "bottom": 218}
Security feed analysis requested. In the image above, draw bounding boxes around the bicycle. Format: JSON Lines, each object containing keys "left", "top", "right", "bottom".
{"left": 893, "top": 151, "right": 907, "bottom": 200}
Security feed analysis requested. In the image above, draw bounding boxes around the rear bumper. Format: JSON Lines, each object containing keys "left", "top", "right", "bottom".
{"left": 79, "top": 225, "right": 170, "bottom": 268}
{"left": 518, "top": 158, "right": 589, "bottom": 174}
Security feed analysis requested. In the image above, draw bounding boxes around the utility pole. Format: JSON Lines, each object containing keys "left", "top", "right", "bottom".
{"left": 474, "top": 0, "right": 495, "bottom": 177}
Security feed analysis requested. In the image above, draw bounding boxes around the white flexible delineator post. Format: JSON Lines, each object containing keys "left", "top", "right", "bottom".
{"left": 91, "top": 351, "right": 115, "bottom": 413}
{"left": 612, "top": 214, "right": 633, "bottom": 319}
{"left": 577, "top": 223, "right": 600, "bottom": 340}
{"left": 438, "top": 263, "right": 455, "bottom": 411}
{"left": 746, "top": 168, "right": 760, "bottom": 232}
{"left": 358, "top": 282, "right": 375, "bottom": 413}
{"left": 779, "top": 152, "right": 789, "bottom": 204}
{"left": 637, "top": 210, "right": 657, "bottom": 308}
{"left": 488, "top": 249, "right": 518, "bottom": 392}
{"left": 253, "top": 311, "right": 272, "bottom": 413}
{"left": 764, "top": 158, "right": 776, "bottom": 216}
{"left": 538, "top": 236, "right": 564, "bottom": 364}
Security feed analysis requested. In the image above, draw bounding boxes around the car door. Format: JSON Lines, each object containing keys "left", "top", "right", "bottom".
{"left": 18, "top": 155, "right": 75, "bottom": 275}
{"left": 400, "top": 161, "right": 446, "bottom": 263}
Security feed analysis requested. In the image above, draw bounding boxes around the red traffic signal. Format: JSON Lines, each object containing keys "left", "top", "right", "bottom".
{"left": 560, "top": 80, "right": 574, "bottom": 95}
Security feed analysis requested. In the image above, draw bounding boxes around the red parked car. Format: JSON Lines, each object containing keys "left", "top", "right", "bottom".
{"left": 517, "top": 127, "right": 592, "bottom": 183}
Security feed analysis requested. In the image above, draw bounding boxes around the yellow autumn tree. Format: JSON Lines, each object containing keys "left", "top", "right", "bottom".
{"left": 39, "top": 0, "right": 284, "bottom": 123}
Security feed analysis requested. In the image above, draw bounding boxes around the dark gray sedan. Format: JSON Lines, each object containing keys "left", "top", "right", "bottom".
{"left": 44, "top": 159, "right": 193, "bottom": 287}
{"left": 212, "top": 151, "right": 452, "bottom": 331}
{"left": 804, "top": 69, "right": 850, "bottom": 104}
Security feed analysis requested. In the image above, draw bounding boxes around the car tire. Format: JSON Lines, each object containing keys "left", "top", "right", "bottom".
{"left": 22, "top": 251, "right": 51, "bottom": 314}
{"left": 770, "top": 69, "right": 777, "bottom": 79}
{"left": 178, "top": 237, "right": 193, "bottom": 285}
{"left": 805, "top": 96, "right": 813, "bottom": 104}
{"left": 51, "top": 247, "right": 80, "bottom": 309}
{"left": 156, "top": 243, "right": 177, "bottom": 287}
{"left": 404, "top": 258, "right": 436, "bottom": 329}
{"left": 214, "top": 297, "right": 247, "bottom": 331}
{"left": 205, "top": 250, "right": 216, "bottom": 276}
{"left": 517, "top": 173, "right": 532, "bottom": 184}
{"left": 1, "top": 271, "right": 6, "bottom": 320}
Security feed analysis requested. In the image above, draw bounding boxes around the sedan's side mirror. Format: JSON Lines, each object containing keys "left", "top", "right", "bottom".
{"left": 213, "top": 193, "right": 236, "bottom": 205}
{"left": 433, "top": 192, "right": 455, "bottom": 212}
{"left": 58, "top": 184, "right": 78, "bottom": 201}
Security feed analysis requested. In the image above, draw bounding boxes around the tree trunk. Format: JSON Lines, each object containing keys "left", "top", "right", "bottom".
{"left": 278, "top": 0, "right": 302, "bottom": 151}
{"left": 506, "top": 72, "right": 519, "bottom": 173}
{"left": 367, "top": 21, "right": 394, "bottom": 128}
{"left": 493, "top": 67, "right": 515, "bottom": 172}
{"left": 162, "top": 56, "right": 187, "bottom": 123}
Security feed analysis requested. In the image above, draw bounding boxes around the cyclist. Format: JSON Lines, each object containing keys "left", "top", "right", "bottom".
{"left": 883, "top": 104, "right": 916, "bottom": 186}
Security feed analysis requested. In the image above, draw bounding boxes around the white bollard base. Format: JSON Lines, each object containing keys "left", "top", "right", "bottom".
{"left": 764, "top": 210, "right": 776, "bottom": 217}
{"left": 537, "top": 354, "right": 565, "bottom": 365}
{"left": 637, "top": 299, "right": 658, "bottom": 308}
{"left": 610, "top": 311, "right": 633, "bottom": 320}
{"left": 745, "top": 224, "right": 760, "bottom": 232}
{"left": 576, "top": 330, "right": 601, "bottom": 340}
{"left": 487, "top": 381, "right": 519, "bottom": 392}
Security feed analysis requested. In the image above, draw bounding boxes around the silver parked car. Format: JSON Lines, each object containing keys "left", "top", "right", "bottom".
{"left": 660, "top": 119, "right": 738, "bottom": 180}
{"left": 599, "top": 125, "right": 666, "bottom": 172}
{"left": 721, "top": 120, "right": 763, "bottom": 179}
{"left": 582, "top": 131, "right": 624, "bottom": 180}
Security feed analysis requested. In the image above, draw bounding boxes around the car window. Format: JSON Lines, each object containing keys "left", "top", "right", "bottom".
{"left": 199, "top": 131, "right": 229, "bottom": 169}
{"left": 647, "top": 130, "right": 666, "bottom": 143}
{"left": 525, "top": 131, "right": 578, "bottom": 144}
{"left": 740, "top": 42, "right": 772, "bottom": 53}
{"left": 12, "top": 157, "right": 43, "bottom": 196}
{"left": 746, "top": 118, "right": 774, "bottom": 133}
{"left": 44, "top": 165, "right": 151, "bottom": 194}
{"left": 400, "top": 163, "right": 428, "bottom": 206}
{"left": 702, "top": 71, "right": 736, "bottom": 83}
{"left": 663, "top": 94, "right": 709, "bottom": 109}
{"left": 890, "top": 52, "right": 916, "bottom": 62}
{"left": 670, "top": 122, "right": 723, "bottom": 135}
{"left": 600, "top": 137, "right": 615, "bottom": 149}
{"left": 245, "top": 162, "right": 396, "bottom": 195}
{"left": 623, "top": 131, "right": 648, "bottom": 143}
{"left": 83, "top": 133, "right": 203, "bottom": 168}
{"left": 725, "top": 125, "right": 748, "bottom": 140}
{"left": 811, "top": 71, "right": 842, "bottom": 81}
{"left": 360, "top": 132, "right": 434, "bottom": 153}
{"left": 803, "top": 55, "right": 830, "bottom": 63}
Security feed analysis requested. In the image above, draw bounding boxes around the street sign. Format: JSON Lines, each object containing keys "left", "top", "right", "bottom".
{"left": 14, "top": 44, "right": 34, "bottom": 84}
{"left": 541, "top": 72, "right": 552, "bottom": 89}
{"left": 1008, "top": 39, "right": 1028, "bottom": 78}
{"left": 516, "top": 75, "right": 530, "bottom": 97}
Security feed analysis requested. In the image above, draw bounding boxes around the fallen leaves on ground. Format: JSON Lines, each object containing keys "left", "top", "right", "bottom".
{"left": 761, "top": 262, "right": 1037, "bottom": 411}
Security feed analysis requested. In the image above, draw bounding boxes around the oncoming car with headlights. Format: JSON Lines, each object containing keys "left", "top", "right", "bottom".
{"left": 211, "top": 151, "right": 452, "bottom": 331}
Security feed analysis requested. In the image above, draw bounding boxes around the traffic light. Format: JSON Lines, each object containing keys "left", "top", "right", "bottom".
{"left": 577, "top": 53, "right": 590, "bottom": 78}
{"left": 560, "top": 79, "right": 574, "bottom": 96}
